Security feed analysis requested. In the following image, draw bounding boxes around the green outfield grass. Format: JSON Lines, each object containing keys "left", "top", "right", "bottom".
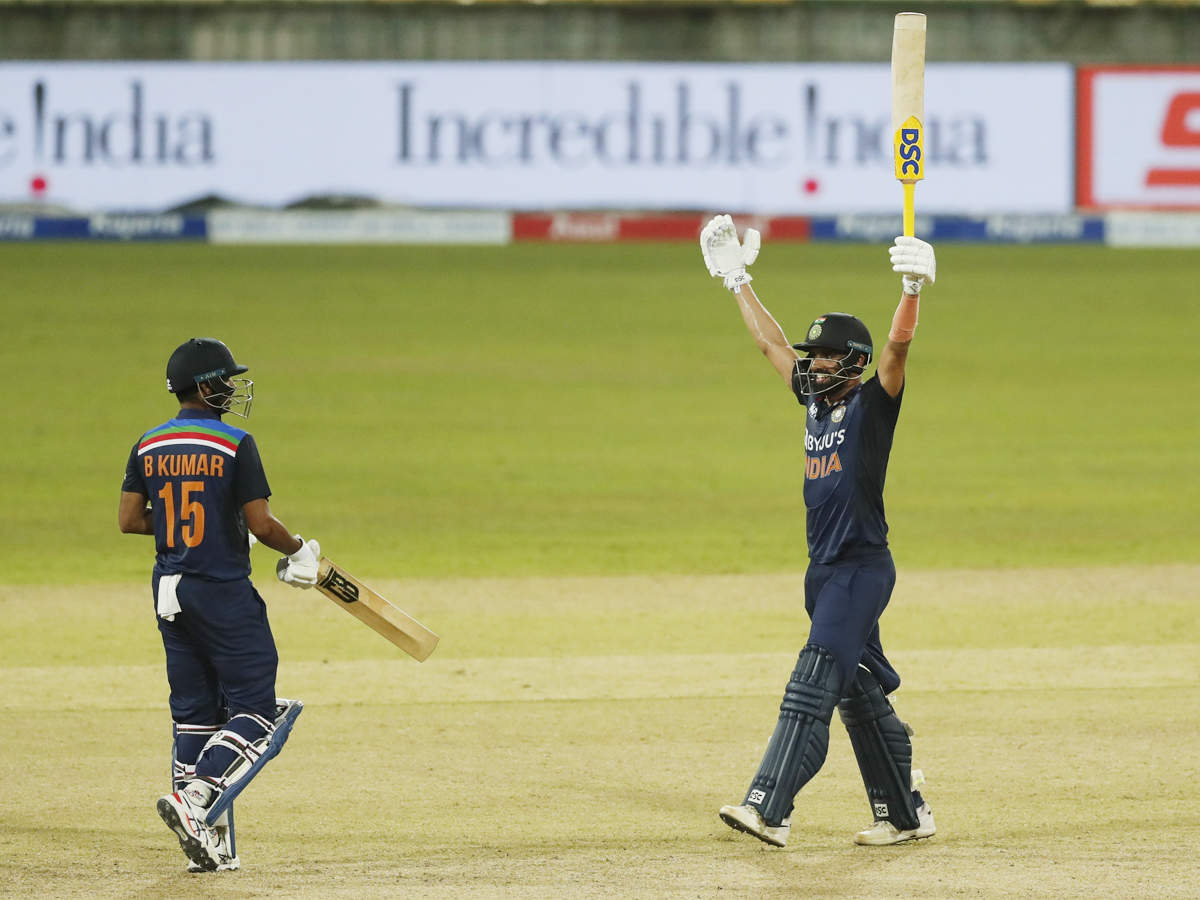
{"left": 2, "top": 242, "right": 1198, "bottom": 583}
{"left": 2, "top": 241, "right": 1199, "bottom": 897}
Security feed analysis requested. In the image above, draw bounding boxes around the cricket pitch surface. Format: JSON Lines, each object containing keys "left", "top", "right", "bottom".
{"left": 2, "top": 565, "right": 1197, "bottom": 899}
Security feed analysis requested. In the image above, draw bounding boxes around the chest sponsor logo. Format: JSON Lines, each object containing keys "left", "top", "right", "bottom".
{"left": 806, "top": 451, "right": 843, "bottom": 480}
{"left": 805, "top": 426, "right": 846, "bottom": 481}
{"left": 805, "top": 429, "right": 845, "bottom": 452}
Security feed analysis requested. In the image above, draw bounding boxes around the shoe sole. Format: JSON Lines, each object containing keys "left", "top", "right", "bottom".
{"left": 719, "top": 810, "right": 787, "bottom": 848}
{"left": 854, "top": 828, "right": 936, "bottom": 846}
{"left": 188, "top": 862, "right": 240, "bottom": 873}
{"left": 157, "top": 798, "right": 219, "bottom": 872}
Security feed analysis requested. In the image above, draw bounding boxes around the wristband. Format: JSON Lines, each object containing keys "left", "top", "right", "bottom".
{"left": 724, "top": 269, "right": 753, "bottom": 291}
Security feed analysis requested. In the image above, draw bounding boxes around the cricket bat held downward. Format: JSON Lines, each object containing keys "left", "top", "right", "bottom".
{"left": 891, "top": 12, "right": 926, "bottom": 237}
{"left": 315, "top": 557, "right": 440, "bottom": 661}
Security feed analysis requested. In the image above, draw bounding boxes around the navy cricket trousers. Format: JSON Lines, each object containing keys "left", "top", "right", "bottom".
{"left": 154, "top": 573, "right": 279, "bottom": 724}
{"left": 804, "top": 549, "right": 902, "bottom": 695}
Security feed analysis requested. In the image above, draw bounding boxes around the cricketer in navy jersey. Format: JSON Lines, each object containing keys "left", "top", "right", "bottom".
{"left": 796, "top": 372, "right": 902, "bottom": 565}
{"left": 123, "top": 411, "right": 269, "bottom": 581}
{"left": 118, "top": 337, "right": 320, "bottom": 873}
{"left": 699, "top": 215, "right": 940, "bottom": 850}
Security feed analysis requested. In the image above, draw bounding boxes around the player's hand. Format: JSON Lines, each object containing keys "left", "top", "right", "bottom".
{"left": 889, "top": 236, "right": 936, "bottom": 294}
{"left": 701, "top": 214, "right": 761, "bottom": 291}
{"left": 276, "top": 536, "right": 320, "bottom": 589}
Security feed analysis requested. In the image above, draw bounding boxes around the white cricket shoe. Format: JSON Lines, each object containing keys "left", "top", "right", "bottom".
{"left": 186, "top": 823, "right": 239, "bottom": 872}
{"left": 158, "top": 787, "right": 223, "bottom": 872}
{"left": 853, "top": 801, "right": 936, "bottom": 846}
{"left": 719, "top": 804, "right": 791, "bottom": 848}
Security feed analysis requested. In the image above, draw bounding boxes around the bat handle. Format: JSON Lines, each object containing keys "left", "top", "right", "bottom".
{"left": 902, "top": 182, "right": 916, "bottom": 238}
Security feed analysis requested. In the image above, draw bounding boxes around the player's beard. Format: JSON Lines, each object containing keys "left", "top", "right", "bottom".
{"left": 810, "top": 364, "right": 845, "bottom": 395}
{"left": 797, "top": 358, "right": 843, "bottom": 397}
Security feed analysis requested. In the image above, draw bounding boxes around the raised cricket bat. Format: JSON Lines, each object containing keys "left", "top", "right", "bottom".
{"left": 891, "top": 12, "right": 926, "bottom": 237}
{"left": 313, "top": 557, "right": 439, "bottom": 661}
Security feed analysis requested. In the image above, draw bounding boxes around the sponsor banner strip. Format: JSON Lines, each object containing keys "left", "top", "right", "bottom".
{"left": 1104, "top": 212, "right": 1200, "bottom": 247}
{"left": 810, "top": 214, "right": 1105, "bottom": 244}
{"left": 0, "top": 214, "right": 207, "bottom": 241}
{"left": 0, "top": 210, "right": 1164, "bottom": 245}
{"left": 207, "top": 209, "right": 511, "bottom": 245}
{"left": 511, "top": 213, "right": 810, "bottom": 242}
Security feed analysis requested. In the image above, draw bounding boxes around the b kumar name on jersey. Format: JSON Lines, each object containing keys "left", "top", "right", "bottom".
{"left": 142, "top": 452, "right": 227, "bottom": 478}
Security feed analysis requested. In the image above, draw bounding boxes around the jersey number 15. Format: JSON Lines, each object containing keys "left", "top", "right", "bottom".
{"left": 157, "top": 480, "right": 206, "bottom": 548}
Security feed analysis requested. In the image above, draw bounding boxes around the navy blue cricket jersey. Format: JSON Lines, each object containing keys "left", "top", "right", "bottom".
{"left": 791, "top": 368, "right": 904, "bottom": 564}
{"left": 122, "top": 408, "right": 271, "bottom": 581}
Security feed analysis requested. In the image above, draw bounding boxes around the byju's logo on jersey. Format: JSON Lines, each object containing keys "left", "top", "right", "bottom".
{"left": 805, "top": 429, "right": 845, "bottom": 480}
{"left": 805, "top": 430, "right": 845, "bottom": 452}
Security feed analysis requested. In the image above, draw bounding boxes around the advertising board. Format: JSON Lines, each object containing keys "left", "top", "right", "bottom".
{"left": 0, "top": 62, "right": 1074, "bottom": 214}
{"left": 1077, "top": 66, "right": 1200, "bottom": 210}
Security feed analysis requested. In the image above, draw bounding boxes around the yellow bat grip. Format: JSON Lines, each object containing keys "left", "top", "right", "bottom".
{"left": 903, "top": 182, "right": 916, "bottom": 238}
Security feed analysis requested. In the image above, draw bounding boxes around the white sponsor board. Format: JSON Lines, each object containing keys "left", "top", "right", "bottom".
{"left": 207, "top": 209, "right": 510, "bottom": 244}
{"left": 1105, "top": 212, "right": 1200, "bottom": 247}
{"left": 1079, "top": 67, "right": 1200, "bottom": 209}
{"left": 0, "top": 62, "right": 1073, "bottom": 214}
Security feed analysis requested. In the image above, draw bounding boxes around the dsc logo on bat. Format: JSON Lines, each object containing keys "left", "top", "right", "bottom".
{"left": 318, "top": 567, "right": 360, "bottom": 604}
{"left": 893, "top": 115, "right": 924, "bottom": 181}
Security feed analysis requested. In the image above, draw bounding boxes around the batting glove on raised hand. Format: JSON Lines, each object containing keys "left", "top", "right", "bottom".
{"left": 889, "top": 235, "right": 936, "bottom": 294}
{"left": 276, "top": 536, "right": 320, "bottom": 589}
{"left": 701, "top": 214, "right": 761, "bottom": 291}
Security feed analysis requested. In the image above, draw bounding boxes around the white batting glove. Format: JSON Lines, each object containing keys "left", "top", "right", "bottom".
{"left": 700, "top": 214, "right": 761, "bottom": 291}
{"left": 276, "top": 536, "right": 320, "bottom": 589}
{"left": 889, "top": 236, "right": 936, "bottom": 294}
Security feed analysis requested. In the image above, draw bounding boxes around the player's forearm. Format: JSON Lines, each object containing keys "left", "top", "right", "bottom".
{"left": 879, "top": 293, "right": 917, "bottom": 397}
{"left": 734, "top": 284, "right": 791, "bottom": 355}
{"left": 252, "top": 518, "right": 304, "bottom": 555}
{"left": 243, "top": 499, "right": 304, "bottom": 555}
{"left": 118, "top": 492, "right": 154, "bottom": 534}
{"left": 120, "top": 509, "right": 154, "bottom": 535}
